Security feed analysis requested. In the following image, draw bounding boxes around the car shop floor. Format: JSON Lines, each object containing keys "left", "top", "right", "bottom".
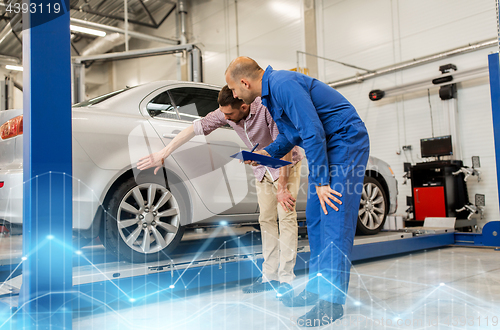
{"left": 72, "top": 246, "right": 500, "bottom": 330}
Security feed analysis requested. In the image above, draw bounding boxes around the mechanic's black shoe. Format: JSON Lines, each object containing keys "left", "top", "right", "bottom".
{"left": 242, "top": 277, "right": 279, "bottom": 293}
{"left": 296, "top": 300, "right": 343, "bottom": 327}
{"left": 281, "top": 289, "right": 319, "bottom": 307}
{"left": 276, "top": 283, "right": 293, "bottom": 300}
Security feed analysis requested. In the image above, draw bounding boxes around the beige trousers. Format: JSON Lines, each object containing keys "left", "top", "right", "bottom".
{"left": 256, "top": 161, "right": 301, "bottom": 284}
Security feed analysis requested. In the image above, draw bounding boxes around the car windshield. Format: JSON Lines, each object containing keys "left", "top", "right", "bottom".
{"left": 73, "top": 87, "right": 133, "bottom": 107}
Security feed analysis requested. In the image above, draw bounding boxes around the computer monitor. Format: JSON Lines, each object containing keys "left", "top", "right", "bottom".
{"left": 420, "top": 135, "right": 453, "bottom": 158}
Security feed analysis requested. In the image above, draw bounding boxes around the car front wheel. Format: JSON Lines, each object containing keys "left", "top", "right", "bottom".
{"left": 357, "top": 176, "right": 388, "bottom": 235}
{"left": 102, "top": 176, "right": 186, "bottom": 263}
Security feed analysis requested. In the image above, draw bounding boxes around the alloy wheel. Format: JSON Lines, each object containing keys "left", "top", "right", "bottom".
{"left": 116, "top": 183, "right": 180, "bottom": 254}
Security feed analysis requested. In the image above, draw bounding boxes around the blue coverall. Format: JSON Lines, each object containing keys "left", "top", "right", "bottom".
{"left": 262, "top": 66, "right": 370, "bottom": 304}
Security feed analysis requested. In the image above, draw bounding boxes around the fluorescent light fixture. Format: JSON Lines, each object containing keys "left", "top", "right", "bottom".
{"left": 5, "top": 65, "right": 23, "bottom": 71}
{"left": 70, "top": 25, "right": 106, "bottom": 37}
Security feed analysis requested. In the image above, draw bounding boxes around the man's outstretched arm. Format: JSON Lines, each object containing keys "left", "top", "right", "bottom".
{"left": 137, "top": 109, "right": 228, "bottom": 174}
{"left": 137, "top": 125, "right": 195, "bottom": 174}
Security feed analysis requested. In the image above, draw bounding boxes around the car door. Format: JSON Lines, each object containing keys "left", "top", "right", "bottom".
{"left": 143, "top": 84, "right": 258, "bottom": 215}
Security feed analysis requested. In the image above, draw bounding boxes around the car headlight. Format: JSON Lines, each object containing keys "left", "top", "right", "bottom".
{"left": 0, "top": 115, "right": 23, "bottom": 140}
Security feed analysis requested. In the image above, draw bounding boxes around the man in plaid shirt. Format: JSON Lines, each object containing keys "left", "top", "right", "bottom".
{"left": 138, "top": 85, "right": 303, "bottom": 298}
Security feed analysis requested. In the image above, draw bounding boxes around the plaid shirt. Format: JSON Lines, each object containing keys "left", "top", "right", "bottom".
{"left": 193, "top": 97, "right": 303, "bottom": 182}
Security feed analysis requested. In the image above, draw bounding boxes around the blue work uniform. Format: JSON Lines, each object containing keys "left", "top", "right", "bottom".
{"left": 262, "top": 66, "right": 370, "bottom": 304}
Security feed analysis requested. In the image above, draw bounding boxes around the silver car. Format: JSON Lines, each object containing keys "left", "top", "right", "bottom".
{"left": 0, "top": 81, "right": 397, "bottom": 263}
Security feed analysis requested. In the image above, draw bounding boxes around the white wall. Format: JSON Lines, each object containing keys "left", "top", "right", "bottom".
{"left": 316, "top": 0, "right": 499, "bottom": 226}
{"left": 83, "top": 0, "right": 305, "bottom": 97}
{"left": 190, "top": 0, "right": 305, "bottom": 84}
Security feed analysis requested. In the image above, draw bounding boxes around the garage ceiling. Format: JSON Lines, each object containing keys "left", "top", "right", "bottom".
{"left": 0, "top": 0, "right": 177, "bottom": 59}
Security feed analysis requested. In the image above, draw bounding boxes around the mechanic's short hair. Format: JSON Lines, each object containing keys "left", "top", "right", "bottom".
{"left": 218, "top": 85, "right": 244, "bottom": 109}
{"left": 226, "top": 57, "right": 263, "bottom": 81}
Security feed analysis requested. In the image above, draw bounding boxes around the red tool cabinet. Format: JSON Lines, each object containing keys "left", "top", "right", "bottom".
{"left": 410, "top": 160, "right": 469, "bottom": 221}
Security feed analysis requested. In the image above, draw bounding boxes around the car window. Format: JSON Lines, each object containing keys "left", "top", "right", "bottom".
{"left": 169, "top": 87, "right": 220, "bottom": 122}
{"left": 73, "top": 87, "right": 132, "bottom": 107}
{"left": 146, "top": 91, "right": 179, "bottom": 120}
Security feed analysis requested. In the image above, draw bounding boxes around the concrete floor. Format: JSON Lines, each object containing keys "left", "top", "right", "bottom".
{"left": 73, "top": 246, "right": 500, "bottom": 329}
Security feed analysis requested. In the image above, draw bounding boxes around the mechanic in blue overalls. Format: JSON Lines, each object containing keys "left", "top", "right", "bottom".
{"left": 226, "top": 57, "right": 370, "bottom": 327}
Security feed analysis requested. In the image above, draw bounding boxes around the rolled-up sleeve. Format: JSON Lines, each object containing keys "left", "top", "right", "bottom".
{"left": 193, "top": 108, "right": 228, "bottom": 136}
{"left": 273, "top": 80, "right": 329, "bottom": 186}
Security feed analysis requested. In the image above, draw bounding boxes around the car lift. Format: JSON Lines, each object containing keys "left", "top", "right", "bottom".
{"left": 1, "top": 221, "right": 499, "bottom": 317}
{"left": 2, "top": 11, "right": 500, "bottom": 329}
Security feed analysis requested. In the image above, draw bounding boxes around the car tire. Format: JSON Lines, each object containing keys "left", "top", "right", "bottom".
{"left": 101, "top": 174, "right": 187, "bottom": 263}
{"left": 356, "top": 176, "right": 388, "bottom": 235}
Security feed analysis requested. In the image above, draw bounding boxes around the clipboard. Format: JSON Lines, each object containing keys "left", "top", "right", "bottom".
{"left": 230, "top": 150, "right": 292, "bottom": 169}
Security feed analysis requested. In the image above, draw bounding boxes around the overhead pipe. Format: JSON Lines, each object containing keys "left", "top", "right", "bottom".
{"left": 69, "top": 3, "right": 176, "bottom": 29}
{"left": 12, "top": 78, "right": 22, "bottom": 92}
{"left": 497, "top": 0, "right": 500, "bottom": 54}
{"left": 235, "top": 0, "right": 239, "bottom": 56}
{"left": 70, "top": 18, "right": 179, "bottom": 45}
{"left": 79, "top": 19, "right": 132, "bottom": 56}
{"left": 80, "top": 32, "right": 130, "bottom": 57}
{"left": 176, "top": 0, "right": 188, "bottom": 81}
{"left": 73, "top": 43, "right": 197, "bottom": 63}
{"left": 0, "top": 54, "right": 20, "bottom": 65}
{"left": 124, "top": 0, "right": 129, "bottom": 51}
{"left": 372, "top": 65, "right": 489, "bottom": 100}
{"left": 76, "top": 15, "right": 134, "bottom": 57}
{"left": 70, "top": 5, "right": 155, "bottom": 28}
{"left": 178, "top": 0, "right": 188, "bottom": 44}
{"left": 328, "top": 39, "right": 497, "bottom": 88}
{"left": 297, "top": 50, "right": 373, "bottom": 74}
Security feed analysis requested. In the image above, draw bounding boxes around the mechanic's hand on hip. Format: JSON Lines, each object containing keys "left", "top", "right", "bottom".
{"left": 316, "top": 185, "right": 342, "bottom": 215}
{"left": 277, "top": 187, "right": 296, "bottom": 212}
{"left": 137, "top": 150, "right": 168, "bottom": 175}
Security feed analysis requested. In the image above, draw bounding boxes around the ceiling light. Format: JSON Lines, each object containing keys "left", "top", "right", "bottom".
{"left": 70, "top": 25, "right": 106, "bottom": 37}
{"left": 5, "top": 65, "right": 23, "bottom": 71}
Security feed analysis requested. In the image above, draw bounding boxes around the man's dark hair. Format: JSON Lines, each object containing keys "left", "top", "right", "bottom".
{"left": 218, "top": 85, "right": 244, "bottom": 109}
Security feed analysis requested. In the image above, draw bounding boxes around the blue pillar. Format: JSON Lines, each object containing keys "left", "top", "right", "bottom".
{"left": 19, "top": 1, "right": 73, "bottom": 328}
{"left": 489, "top": 53, "right": 500, "bottom": 211}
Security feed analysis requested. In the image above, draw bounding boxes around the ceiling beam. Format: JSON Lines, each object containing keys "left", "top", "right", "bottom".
{"left": 70, "top": 18, "right": 180, "bottom": 45}
{"left": 70, "top": 5, "right": 157, "bottom": 29}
